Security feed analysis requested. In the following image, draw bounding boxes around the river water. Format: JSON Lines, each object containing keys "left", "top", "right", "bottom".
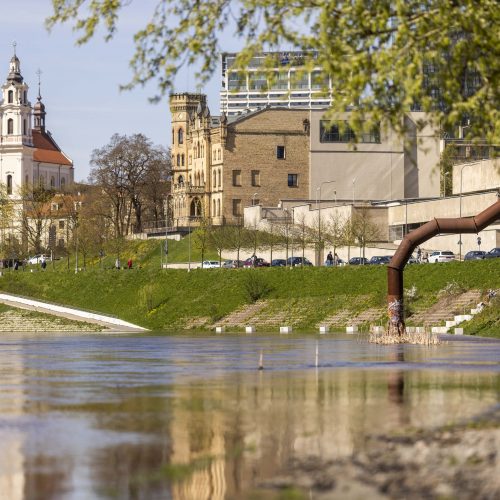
{"left": 0, "top": 333, "right": 499, "bottom": 499}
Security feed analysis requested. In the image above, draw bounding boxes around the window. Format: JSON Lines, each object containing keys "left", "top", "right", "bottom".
{"left": 25, "top": 174, "right": 29, "bottom": 185}
{"left": 232, "top": 170, "right": 241, "bottom": 186}
{"left": 178, "top": 175, "right": 184, "bottom": 184}
{"left": 23, "top": 91, "right": 27, "bottom": 103}
{"left": 213, "top": 199, "right": 216, "bottom": 215}
{"left": 7, "top": 118, "right": 13, "bottom": 134}
{"left": 178, "top": 128, "right": 184, "bottom": 144}
{"left": 60, "top": 177, "right": 66, "bottom": 189}
{"left": 176, "top": 154, "right": 180, "bottom": 166}
{"left": 251, "top": 170, "right": 260, "bottom": 187}
{"left": 288, "top": 174, "right": 298, "bottom": 187}
{"left": 6, "top": 175, "right": 12, "bottom": 195}
{"left": 217, "top": 199, "right": 221, "bottom": 216}
{"left": 172, "top": 128, "right": 175, "bottom": 144}
{"left": 320, "top": 120, "right": 380, "bottom": 143}
{"left": 59, "top": 220, "right": 65, "bottom": 229}
{"left": 181, "top": 154, "right": 185, "bottom": 166}
{"left": 8, "top": 90, "right": 13, "bottom": 103}
{"left": 50, "top": 176, "right": 55, "bottom": 188}
{"left": 23, "top": 119, "right": 26, "bottom": 135}
{"left": 218, "top": 169, "right": 221, "bottom": 187}
{"left": 232, "top": 199, "right": 242, "bottom": 216}
{"left": 213, "top": 171, "right": 217, "bottom": 187}
{"left": 277, "top": 146, "right": 285, "bottom": 159}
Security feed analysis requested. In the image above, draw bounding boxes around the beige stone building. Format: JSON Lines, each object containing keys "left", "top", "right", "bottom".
{"left": 169, "top": 93, "right": 310, "bottom": 227}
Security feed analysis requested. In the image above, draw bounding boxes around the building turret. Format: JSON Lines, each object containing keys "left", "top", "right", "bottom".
{"left": 33, "top": 71, "right": 46, "bottom": 132}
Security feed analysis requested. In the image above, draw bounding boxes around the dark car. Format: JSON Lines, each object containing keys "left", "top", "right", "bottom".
{"left": 464, "top": 250, "right": 487, "bottom": 261}
{"left": 222, "top": 259, "right": 244, "bottom": 268}
{"left": 348, "top": 257, "right": 369, "bottom": 265}
{"left": 271, "top": 259, "right": 287, "bottom": 267}
{"left": 368, "top": 255, "right": 392, "bottom": 265}
{"left": 286, "top": 256, "right": 313, "bottom": 267}
{"left": 483, "top": 247, "right": 500, "bottom": 259}
{"left": 243, "top": 257, "right": 270, "bottom": 268}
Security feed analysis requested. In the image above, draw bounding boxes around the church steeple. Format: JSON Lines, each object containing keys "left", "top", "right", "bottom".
{"left": 7, "top": 42, "right": 23, "bottom": 84}
{"left": 1, "top": 44, "right": 32, "bottom": 146}
{"left": 33, "top": 69, "right": 46, "bottom": 132}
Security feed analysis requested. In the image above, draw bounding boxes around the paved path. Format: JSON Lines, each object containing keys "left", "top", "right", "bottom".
{"left": 0, "top": 293, "right": 147, "bottom": 333}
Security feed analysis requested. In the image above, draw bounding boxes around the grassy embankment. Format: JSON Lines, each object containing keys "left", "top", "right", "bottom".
{"left": 0, "top": 237, "right": 498, "bottom": 336}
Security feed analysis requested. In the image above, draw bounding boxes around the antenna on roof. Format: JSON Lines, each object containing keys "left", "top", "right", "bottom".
{"left": 12, "top": 41, "right": 17, "bottom": 56}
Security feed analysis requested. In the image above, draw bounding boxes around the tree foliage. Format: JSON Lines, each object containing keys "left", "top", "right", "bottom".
{"left": 47, "top": 0, "right": 499, "bottom": 141}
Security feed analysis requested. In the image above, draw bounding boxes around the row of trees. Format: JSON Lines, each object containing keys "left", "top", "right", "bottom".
{"left": 193, "top": 208, "right": 381, "bottom": 265}
{"left": 0, "top": 133, "right": 171, "bottom": 263}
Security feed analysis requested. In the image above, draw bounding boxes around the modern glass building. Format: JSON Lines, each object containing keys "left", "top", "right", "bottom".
{"left": 220, "top": 51, "right": 333, "bottom": 117}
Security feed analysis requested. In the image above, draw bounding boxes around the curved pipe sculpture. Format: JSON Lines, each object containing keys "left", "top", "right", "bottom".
{"left": 387, "top": 196, "right": 500, "bottom": 335}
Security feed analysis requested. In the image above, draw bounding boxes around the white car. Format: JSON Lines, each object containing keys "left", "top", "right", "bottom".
{"left": 428, "top": 251, "right": 455, "bottom": 263}
{"left": 200, "top": 260, "right": 220, "bottom": 269}
{"left": 28, "top": 254, "right": 51, "bottom": 265}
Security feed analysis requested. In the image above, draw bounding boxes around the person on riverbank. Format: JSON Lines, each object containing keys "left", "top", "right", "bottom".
{"left": 115, "top": 258, "right": 121, "bottom": 270}
{"left": 127, "top": 258, "right": 133, "bottom": 269}
{"left": 41, "top": 256, "right": 47, "bottom": 270}
{"left": 326, "top": 251, "right": 334, "bottom": 266}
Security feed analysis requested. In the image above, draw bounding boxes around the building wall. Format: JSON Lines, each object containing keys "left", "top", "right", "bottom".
{"left": 452, "top": 159, "right": 500, "bottom": 194}
{"left": 310, "top": 111, "right": 441, "bottom": 201}
{"left": 223, "top": 109, "right": 309, "bottom": 223}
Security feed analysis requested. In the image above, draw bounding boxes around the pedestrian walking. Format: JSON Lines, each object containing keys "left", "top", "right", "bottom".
{"left": 416, "top": 246, "right": 422, "bottom": 263}
{"left": 41, "top": 256, "right": 47, "bottom": 270}
{"left": 127, "top": 258, "right": 133, "bottom": 269}
{"left": 115, "top": 258, "right": 121, "bottom": 270}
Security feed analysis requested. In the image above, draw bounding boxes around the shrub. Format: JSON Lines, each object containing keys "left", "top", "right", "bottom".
{"left": 139, "top": 283, "right": 162, "bottom": 312}
{"left": 243, "top": 272, "right": 273, "bottom": 303}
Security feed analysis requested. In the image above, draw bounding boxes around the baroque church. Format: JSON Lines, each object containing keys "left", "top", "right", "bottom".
{"left": 0, "top": 50, "right": 74, "bottom": 200}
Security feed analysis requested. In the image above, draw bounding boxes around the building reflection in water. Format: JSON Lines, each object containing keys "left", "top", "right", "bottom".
{"left": 0, "top": 340, "right": 498, "bottom": 499}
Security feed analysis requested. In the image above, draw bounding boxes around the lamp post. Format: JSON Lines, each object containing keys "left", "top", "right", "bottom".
{"left": 318, "top": 180, "right": 336, "bottom": 265}
{"left": 188, "top": 216, "right": 191, "bottom": 272}
{"left": 459, "top": 162, "right": 477, "bottom": 260}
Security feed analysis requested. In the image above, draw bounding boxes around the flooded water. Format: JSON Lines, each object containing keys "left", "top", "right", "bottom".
{"left": 0, "top": 333, "right": 499, "bottom": 499}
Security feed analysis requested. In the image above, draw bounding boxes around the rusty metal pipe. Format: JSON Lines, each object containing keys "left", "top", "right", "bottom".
{"left": 387, "top": 197, "right": 500, "bottom": 335}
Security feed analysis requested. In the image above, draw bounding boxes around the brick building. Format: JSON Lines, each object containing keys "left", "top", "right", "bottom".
{"left": 170, "top": 93, "right": 309, "bottom": 226}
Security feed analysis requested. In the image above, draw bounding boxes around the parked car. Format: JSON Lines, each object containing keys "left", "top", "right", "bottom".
{"left": 222, "top": 259, "right": 244, "bottom": 268}
{"left": 243, "top": 257, "right": 270, "bottom": 268}
{"left": 407, "top": 255, "right": 419, "bottom": 264}
{"left": 428, "top": 251, "right": 455, "bottom": 263}
{"left": 27, "top": 254, "right": 51, "bottom": 265}
{"left": 368, "top": 255, "right": 392, "bottom": 265}
{"left": 200, "top": 260, "right": 220, "bottom": 269}
{"left": 464, "top": 250, "right": 487, "bottom": 261}
{"left": 348, "top": 257, "right": 369, "bottom": 265}
{"left": 271, "top": 259, "right": 287, "bottom": 267}
{"left": 286, "top": 256, "right": 313, "bottom": 267}
{"left": 482, "top": 247, "right": 500, "bottom": 259}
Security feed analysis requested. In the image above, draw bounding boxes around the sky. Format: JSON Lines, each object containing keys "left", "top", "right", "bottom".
{"left": 0, "top": 0, "right": 231, "bottom": 181}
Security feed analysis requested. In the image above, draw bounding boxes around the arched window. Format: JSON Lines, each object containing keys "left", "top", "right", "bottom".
{"left": 23, "top": 91, "right": 27, "bottom": 103}
{"left": 218, "top": 150, "right": 221, "bottom": 161}
{"left": 6, "top": 175, "right": 13, "bottom": 195}
{"left": 8, "top": 90, "right": 13, "bottom": 103}
{"left": 213, "top": 171, "right": 216, "bottom": 187}
{"left": 201, "top": 172, "right": 204, "bottom": 185}
{"left": 7, "top": 119, "right": 14, "bottom": 134}
{"left": 176, "top": 154, "right": 180, "bottom": 166}
{"left": 181, "top": 154, "right": 185, "bottom": 166}
{"left": 172, "top": 128, "right": 175, "bottom": 144}
{"left": 61, "top": 177, "right": 66, "bottom": 190}
{"left": 213, "top": 199, "right": 216, "bottom": 215}
{"left": 178, "top": 128, "right": 184, "bottom": 144}
{"left": 189, "top": 175, "right": 192, "bottom": 184}
{"left": 178, "top": 175, "right": 184, "bottom": 184}
{"left": 218, "top": 169, "right": 221, "bottom": 187}
{"left": 50, "top": 176, "right": 55, "bottom": 188}
{"left": 23, "top": 119, "right": 27, "bottom": 135}
{"left": 25, "top": 174, "right": 29, "bottom": 186}
{"left": 217, "top": 199, "right": 221, "bottom": 216}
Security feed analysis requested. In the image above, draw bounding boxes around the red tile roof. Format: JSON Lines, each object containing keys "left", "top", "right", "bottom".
{"left": 32, "top": 129, "right": 73, "bottom": 166}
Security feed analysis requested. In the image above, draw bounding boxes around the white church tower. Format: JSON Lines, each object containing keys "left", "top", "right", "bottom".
{"left": 0, "top": 44, "right": 34, "bottom": 197}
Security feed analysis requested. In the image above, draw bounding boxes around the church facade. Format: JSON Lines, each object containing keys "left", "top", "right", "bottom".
{"left": 0, "top": 52, "right": 74, "bottom": 199}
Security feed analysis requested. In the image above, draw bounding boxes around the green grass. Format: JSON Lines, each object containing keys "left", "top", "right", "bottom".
{"left": 0, "top": 258, "right": 498, "bottom": 333}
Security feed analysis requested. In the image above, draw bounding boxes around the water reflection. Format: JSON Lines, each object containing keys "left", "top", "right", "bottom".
{"left": 0, "top": 334, "right": 498, "bottom": 499}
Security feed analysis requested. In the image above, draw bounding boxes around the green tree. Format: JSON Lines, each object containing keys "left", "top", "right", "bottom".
{"left": 47, "top": 1, "right": 499, "bottom": 142}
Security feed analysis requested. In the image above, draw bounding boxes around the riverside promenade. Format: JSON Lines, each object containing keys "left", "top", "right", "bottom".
{"left": 0, "top": 293, "right": 147, "bottom": 332}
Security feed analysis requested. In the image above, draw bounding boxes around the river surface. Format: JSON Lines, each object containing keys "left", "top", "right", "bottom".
{"left": 0, "top": 333, "right": 499, "bottom": 499}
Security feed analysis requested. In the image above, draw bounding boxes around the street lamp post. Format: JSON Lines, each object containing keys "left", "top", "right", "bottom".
{"left": 459, "top": 162, "right": 477, "bottom": 260}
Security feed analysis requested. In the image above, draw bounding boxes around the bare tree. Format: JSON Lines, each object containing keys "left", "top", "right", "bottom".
{"left": 225, "top": 217, "right": 246, "bottom": 265}
{"left": 324, "top": 212, "right": 347, "bottom": 263}
{"left": 194, "top": 215, "right": 211, "bottom": 264}
{"left": 89, "top": 133, "right": 170, "bottom": 236}
{"left": 19, "top": 184, "right": 56, "bottom": 254}
{"left": 351, "top": 208, "right": 382, "bottom": 261}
